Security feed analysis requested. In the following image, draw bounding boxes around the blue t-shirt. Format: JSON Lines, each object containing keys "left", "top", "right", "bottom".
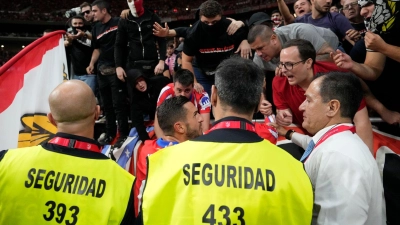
{"left": 295, "top": 12, "right": 353, "bottom": 41}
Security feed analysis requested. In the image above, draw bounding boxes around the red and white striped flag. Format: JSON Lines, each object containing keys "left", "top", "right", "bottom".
{"left": 0, "top": 31, "right": 67, "bottom": 150}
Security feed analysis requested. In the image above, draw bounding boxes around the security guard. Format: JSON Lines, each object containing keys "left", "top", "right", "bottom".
{"left": 141, "top": 57, "right": 314, "bottom": 224}
{"left": 0, "top": 80, "right": 135, "bottom": 225}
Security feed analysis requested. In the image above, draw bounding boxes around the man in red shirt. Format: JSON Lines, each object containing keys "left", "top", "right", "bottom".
{"left": 134, "top": 96, "right": 203, "bottom": 216}
{"left": 272, "top": 39, "right": 373, "bottom": 150}
{"left": 154, "top": 69, "right": 211, "bottom": 138}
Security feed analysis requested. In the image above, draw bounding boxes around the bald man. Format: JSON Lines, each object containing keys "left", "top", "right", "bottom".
{"left": 0, "top": 80, "right": 136, "bottom": 225}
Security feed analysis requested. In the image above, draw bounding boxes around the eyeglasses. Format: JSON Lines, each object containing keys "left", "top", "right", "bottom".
{"left": 343, "top": 2, "right": 358, "bottom": 10}
{"left": 81, "top": 10, "right": 91, "bottom": 15}
{"left": 278, "top": 59, "right": 307, "bottom": 70}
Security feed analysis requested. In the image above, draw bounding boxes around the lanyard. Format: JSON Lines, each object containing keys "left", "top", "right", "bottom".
{"left": 206, "top": 120, "right": 256, "bottom": 134}
{"left": 302, "top": 125, "right": 356, "bottom": 162}
{"left": 49, "top": 137, "right": 101, "bottom": 153}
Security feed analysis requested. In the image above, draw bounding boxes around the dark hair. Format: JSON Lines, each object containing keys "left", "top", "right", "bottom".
{"left": 248, "top": 24, "right": 274, "bottom": 44}
{"left": 91, "top": 0, "right": 110, "bottom": 13}
{"left": 271, "top": 9, "right": 281, "bottom": 15}
{"left": 71, "top": 15, "right": 85, "bottom": 22}
{"left": 157, "top": 96, "right": 190, "bottom": 135}
{"left": 167, "top": 40, "right": 175, "bottom": 48}
{"left": 199, "top": 0, "right": 223, "bottom": 18}
{"left": 215, "top": 56, "right": 264, "bottom": 115}
{"left": 43, "top": 29, "right": 53, "bottom": 33}
{"left": 282, "top": 39, "right": 316, "bottom": 67}
{"left": 173, "top": 69, "right": 194, "bottom": 87}
{"left": 314, "top": 71, "right": 363, "bottom": 119}
{"left": 79, "top": 1, "right": 91, "bottom": 10}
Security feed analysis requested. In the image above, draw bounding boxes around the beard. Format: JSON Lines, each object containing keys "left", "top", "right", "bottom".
{"left": 185, "top": 123, "right": 202, "bottom": 139}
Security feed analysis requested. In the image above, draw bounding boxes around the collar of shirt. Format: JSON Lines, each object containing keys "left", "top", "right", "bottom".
{"left": 311, "top": 123, "right": 354, "bottom": 144}
{"left": 156, "top": 138, "right": 179, "bottom": 148}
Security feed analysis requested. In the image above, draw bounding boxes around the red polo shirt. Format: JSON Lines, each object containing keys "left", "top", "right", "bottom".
{"left": 272, "top": 61, "right": 366, "bottom": 126}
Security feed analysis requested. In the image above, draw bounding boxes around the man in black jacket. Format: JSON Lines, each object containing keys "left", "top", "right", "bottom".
{"left": 181, "top": 0, "right": 248, "bottom": 97}
{"left": 125, "top": 69, "right": 170, "bottom": 141}
{"left": 114, "top": 0, "right": 166, "bottom": 82}
{"left": 65, "top": 15, "right": 96, "bottom": 93}
{"left": 86, "top": 0, "right": 129, "bottom": 147}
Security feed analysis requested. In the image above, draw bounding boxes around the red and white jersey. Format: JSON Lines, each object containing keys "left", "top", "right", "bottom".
{"left": 157, "top": 83, "right": 211, "bottom": 114}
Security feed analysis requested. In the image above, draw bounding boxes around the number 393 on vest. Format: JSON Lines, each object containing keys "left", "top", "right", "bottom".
{"left": 182, "top": 163, "right": 276, "bottom": 191}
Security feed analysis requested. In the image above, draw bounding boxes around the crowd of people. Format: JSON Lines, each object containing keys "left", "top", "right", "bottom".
{"left": 0, "top": 0, "right": 267, "bottom": 22}
{"left": 1, "top": 0, "right": 399, "bottom": 224}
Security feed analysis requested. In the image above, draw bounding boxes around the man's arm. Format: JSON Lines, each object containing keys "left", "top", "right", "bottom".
{"left": 276, "top": 109, "right": 293, "bottom": 126}
{"left": 353, "top": 106, "right": 373, "bottom": 153}
{"left": 291, "top": 132, "right": 312, "bottom": 150}
{"left": 365, "top": 31, "right": 400, "bottom": 63}
{"left": 114, "top": 19, "right": 128, "bottom": 69}
{"left": 181, "top": 52, "right": 198, "bottom": 83}
{"left": 335, "top": 13, "right": 360, "bottom": 42}
{"left": 153, "top": 22, "right": 179, "bottom": 37}
{"left": 361, "top": 79, "right": 400, "bottom": 125}
{"left": 277, "top": 0, "right": 296, "bottom": 25}
{"left": 85, "top": 32, "right": 92, "bottom": 40}
{"left": 272, "top": 78, "right": 293, "bottom": 126}
{"left": 331, "top": 49, "right": 386, "bottom": 81}
{"left": 316, "top": 42, "right": 336, "bottom": 61}
{"left": 154, "top": 16, "right": 167, "bottom": 62}
{"left": 153, "top": 16, "right": 167, "bottom": 75}
{"left": 87, "top": 48, "right": 100, "bottom": 74}
{"left": 298, "top": 25, "right": 337, "bottom": 61}
{"left": 130, "top": 100, "right": 150, "bottom": 141}
{"left": 226, "top": 18, "right": 245, "bottom": 35}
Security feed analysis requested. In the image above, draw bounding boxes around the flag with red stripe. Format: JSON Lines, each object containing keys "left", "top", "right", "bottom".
{"left": 0, "top": 31, "right": 67, "bottom": 150}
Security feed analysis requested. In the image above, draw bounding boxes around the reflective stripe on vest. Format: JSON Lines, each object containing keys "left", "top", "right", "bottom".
{"left": 142, "top": 140, "right": 313, "bottom": 225}
{"left": 0, "top": 146, "right": 134, "bottom": 225}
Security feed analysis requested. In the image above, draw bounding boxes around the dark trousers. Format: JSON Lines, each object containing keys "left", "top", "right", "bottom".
{"left": 97, "top": 74, "right": 129, "bottom": 137}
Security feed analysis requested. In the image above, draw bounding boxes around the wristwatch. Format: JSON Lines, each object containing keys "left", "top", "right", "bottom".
{"left": 285, "top": 129, "right": 295, "bottom": 140}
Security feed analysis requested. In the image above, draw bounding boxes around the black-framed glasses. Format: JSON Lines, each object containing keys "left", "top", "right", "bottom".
{"left": 343, "top": 2, "right": 358, "bottom": 10}
{"left": 278, "top": 59, "right": 307, "bottom": 70}
{"left": 81, "top": 10, "right": 91, "bottom": 15}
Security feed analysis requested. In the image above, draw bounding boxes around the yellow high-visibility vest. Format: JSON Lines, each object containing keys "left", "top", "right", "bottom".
{"left": 0, "top": 145, "right": 134, "bottom": 225}
{"left": 142, "top": 140, "right": 313, "bottom": 225}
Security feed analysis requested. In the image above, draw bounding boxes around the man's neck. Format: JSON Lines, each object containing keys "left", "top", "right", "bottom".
{"left": 101, "top": 15, "right": 112, "bottom": 24}
{"left": 57, "top": 127, "right": 95, "bottom": 140}
{"left": 214, "top": 110, "right": 253, "bottom": 122}
{"left": 324, "top": 117, "right": 353, "bottom": 129}
{"left": 164, "top": 135, "right": 182, "bottom": 143}
{"left": 311, "top": 9, "right": 325, "bottom": 19}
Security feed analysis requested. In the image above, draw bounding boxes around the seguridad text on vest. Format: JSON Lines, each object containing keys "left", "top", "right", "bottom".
{"left": 182, "top": 163, "right": 276, "bottom": 191}
{"left": 25, "top": 168, "right": 106, "bottom": 198}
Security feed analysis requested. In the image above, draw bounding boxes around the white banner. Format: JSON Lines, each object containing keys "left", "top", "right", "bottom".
{"left": 0, "top": 31, "right": 67, "bottom": 150}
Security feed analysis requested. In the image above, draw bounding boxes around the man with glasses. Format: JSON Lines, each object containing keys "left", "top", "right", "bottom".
{"left": 64, "top": 15, "right": 97, "bottom": 94}
{"left": 80, "top": 2, "right": 94, "bottom": 23}
{"left": 341, "top": 0, "right": 367, "bottom": 62}
{"left": 272, "top": 39, "right": 373, "bottom": 152}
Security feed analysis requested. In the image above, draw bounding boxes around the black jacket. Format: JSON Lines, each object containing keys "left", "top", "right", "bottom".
{"left": 183, "top": 17, "right": 249, "bottom": 69}
{"left": 126, "top": 70, "right": 170, "bottom": 141}
{"left": 115, "top": 9, "right": 166, "bottom": 68}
